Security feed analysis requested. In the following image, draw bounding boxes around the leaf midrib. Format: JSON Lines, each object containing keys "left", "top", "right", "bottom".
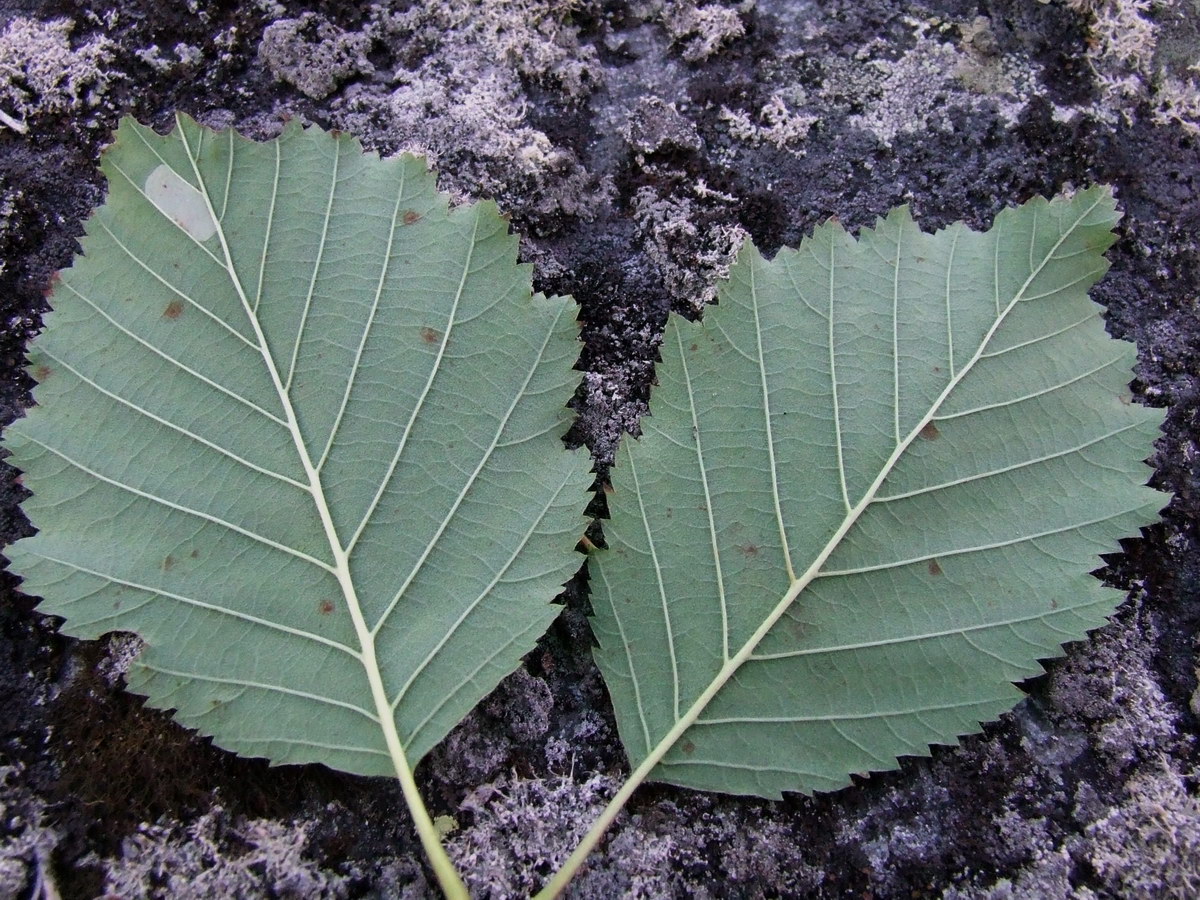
{"left": 642, "top": 192, "right": 1111, "bottom": 769}
{"left": 173, "top": 115, "right": 471, "bottom": 898}
{"left": 172, "top": 115, "right": 407, "bottom": 779}
{"left": 538, "top": 196, "right": 1115, "bottom": 900}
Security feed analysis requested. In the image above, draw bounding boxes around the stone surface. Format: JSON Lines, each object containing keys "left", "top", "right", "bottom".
{"left": 0, "top": 0, "right": 1197, "bottom": 897}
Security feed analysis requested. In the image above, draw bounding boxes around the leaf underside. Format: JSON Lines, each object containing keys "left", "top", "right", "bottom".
{"left": 5, "top": 115, "right": 592, "bottom": 776}
{"left": 591, "top": 188, "right": 1164, "bottom": 798}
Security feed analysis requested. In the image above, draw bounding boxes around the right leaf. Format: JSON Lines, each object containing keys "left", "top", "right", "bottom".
{"left": 591, "top": 187, "right": 1165, "bottom": 798}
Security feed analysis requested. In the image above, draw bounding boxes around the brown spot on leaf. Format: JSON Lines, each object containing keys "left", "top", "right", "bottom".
{"left": 43, "top": 272, "right": 60, "bottom": 298}
{"left": 420, "top": 327, "right": 441, "bottom": 344}
{"left": 919, "top": 422, "right": 940, "bottom": 441}
{"left": 32, "top": 365, "right": 51, "bottom": 382}
{"left": 403, "top": 210, "right": 421, "bottom": 225}
{"left": 163, "top": 300, "right": 184, "bottom": 320}
{"left": 190, "top": 549, "right": 199, "bottom": 558}
{"left": 1118, "top": 391, "right": 1134, "bottom": 405}
{"left": 162, "top": 555, "right": 175, "bottom": 572}
{"left": 682, "top": 740, "right": 695, "bottom": 755}
{"left": 928, "top": 559, "right": 943, "bottom": 576}
{"left": 738, "top": 543, "right": 760, "bottom": 558}
{"left": 319, "top": 600, "right": 334, "bottom": 615}
{"left": 578, "top": 534, "right": 597, "bottom": 552}
{"left": 689, "top": 343, "right": 699, "bottom": 352}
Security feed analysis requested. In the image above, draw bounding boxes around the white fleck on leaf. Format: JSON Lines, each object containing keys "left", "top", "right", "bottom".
{"left": 144, "top": 162, "right": 217, "bottom": 242}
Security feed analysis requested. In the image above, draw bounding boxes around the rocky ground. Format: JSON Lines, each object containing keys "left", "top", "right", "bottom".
{"left": 1, "top": 0, "right": 1199, "bottom": 897}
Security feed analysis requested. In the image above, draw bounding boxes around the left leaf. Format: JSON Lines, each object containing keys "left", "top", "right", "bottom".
{"left": 4, "top": 114, "right": 592, "bottom": 782}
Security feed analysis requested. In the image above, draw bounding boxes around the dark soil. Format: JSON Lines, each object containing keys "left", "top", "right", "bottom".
{"left": 1, "top": 0, "right": 1198, "bottom": 897}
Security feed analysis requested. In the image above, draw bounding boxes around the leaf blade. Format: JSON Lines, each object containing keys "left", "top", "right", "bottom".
{"left": 5, "top": 114, "right": 592, "bottom": 781}
{"left": 592, "top": 187, "right": 1164, "bottom": 798}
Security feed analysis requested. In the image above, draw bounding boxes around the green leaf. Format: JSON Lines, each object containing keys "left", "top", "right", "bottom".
{"left": 590, "top": 188, "right": 1164, "bottom": 798}
{"left": 4, "top": 114, "right": 592, "bottom": 781}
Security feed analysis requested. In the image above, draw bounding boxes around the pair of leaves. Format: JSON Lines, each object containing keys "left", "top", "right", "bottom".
{"left": 3, "top": 116, "right": 1163, "bottom": 893}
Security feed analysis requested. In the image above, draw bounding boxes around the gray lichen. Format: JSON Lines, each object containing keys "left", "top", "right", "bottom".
{"left": 660, "top": 0, "right": 749, "bottom": 62}
{"left": 1061, "top": 0, "right": 1200, "bottom": 133}
{"left": 631, "top": 188, "right": 746, "bottom": 315}
{"left": 720, "top": 89, "right": 818, "bottom": 152}
{"left": 0, "top": 765, "right": 59, "bottom": 900}
{"left": 0, "top": 17, "right": 114, "bottom": 130}
{"left": 445, "top": 771, "right": 824, "bottom": 898}
{"left": 840, "top": 23, "right": 1044, "bottom": 145}
{"left": 625, "top": 97, "right": 703, "bottom": 157}
{"left": 947, "top": 760, "right": 1200, "bottom": 900}
{"left": 1085, "top": 763, "right": 1200, "bottom": 898}
{"left": 328, "top": 1, "right": 608, "bottom": 226}
{"left": 96, "top": 806, "right": 351, "bottom": 900}
{"left": 259, "top": 13, "right": 372, "bottom": 100}
{"left": 448, "top": 773, "right": 617, "bottom": 898}
{"left": 1048, "top": 597, "right": 1182, "bottom": 774}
